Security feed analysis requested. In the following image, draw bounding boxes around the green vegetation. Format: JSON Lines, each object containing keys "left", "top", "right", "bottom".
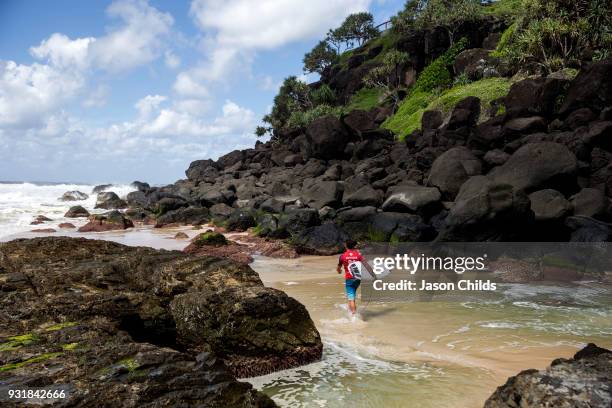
{"left": 482, "top": 0, "right": 522, "bottom": 18}
{"left": 347, "top": 87, "right": 384, "bottom": 111}
{"left": 364, "top": 50, "right": 411, "bottom": 107}
{"left": 367, "top": 227, "right": 388, "bottom": 242}
{"left": 384, "top": 77, "right": 513, "bottom": 140}
{"left": 194, "top": 230, "right": 228, "bottom": 246}
{"left": 0, "top": 333, "right": 39, "bottom": 352}
{"left": 303, "top": 40, "right": 338, "bottom": 75}
{"left": 499, "top": 0, "right": 612, "bottom": 73}
{"left": 327, "top": 12, "right": 379, "bottom": 52}
{"left": 311, "top": 84, "right": 336, "bottom": 106}
{"left": 62, "top": 342, "right": 79, "bottom": 351}
{"left": 490, "top": 23, "right": 517, "bottom": 58}
{"left": 0, "top": 352, "right": 62, "bottom": 372}
{"left": 45, "top": 321, "right": 78, "bottom": 332}
{"left": 414, "top": 38, "right": 468, "bottom": 92}
{"left": 117, "top": 357, "right": 140, "bottom": 372}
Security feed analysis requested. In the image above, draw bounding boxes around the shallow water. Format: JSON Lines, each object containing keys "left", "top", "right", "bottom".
{"left": 249, "top": 256, "right": 612, "bottom": 408}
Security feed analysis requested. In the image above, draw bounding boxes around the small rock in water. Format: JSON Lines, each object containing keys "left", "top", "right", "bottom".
{"left": 59, "top": 190, "right": 89, "bottom": 201}
{"left": 175, "top": 232, "right": 189, "bottom": 239}
{"left": 30, "top": 215, "right": 52, "bottom": 225}
{"left": 31, "top": 228, "right": 56, "bottom": 233}
{"left": 58, "top": 223, "right": 76, "bottom": 229}
{"left": 65, "top": 205, "right": 90, "bottom": 218}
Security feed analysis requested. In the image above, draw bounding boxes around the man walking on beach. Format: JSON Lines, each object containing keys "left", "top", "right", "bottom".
{"left": 337, "top": 239, "right": 374, "bottom": 318}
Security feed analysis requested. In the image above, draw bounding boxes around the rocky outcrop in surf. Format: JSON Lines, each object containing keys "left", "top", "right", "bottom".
{"left": 484, "top": 343, "right": 612, "bottom": 408}
{"left": 0, "top": 237, "right": 321, "bottom": 405}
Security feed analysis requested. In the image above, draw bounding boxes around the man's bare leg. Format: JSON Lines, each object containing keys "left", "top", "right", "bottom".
{"left": 348, "top": 300, "right": 357, "bottom": 315}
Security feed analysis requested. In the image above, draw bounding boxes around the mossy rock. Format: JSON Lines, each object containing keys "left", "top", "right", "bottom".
{"left": 193, "top": 230, "right": 228, "bottom": 246}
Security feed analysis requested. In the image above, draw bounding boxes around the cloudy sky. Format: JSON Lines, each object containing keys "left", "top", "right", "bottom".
{"left": 0, "top": 0, "right": 402, "bottom": 184}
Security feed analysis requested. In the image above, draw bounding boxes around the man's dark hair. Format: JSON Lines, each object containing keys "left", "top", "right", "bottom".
{"left": 345, "top": 239, "right": 357, "bottom": 249}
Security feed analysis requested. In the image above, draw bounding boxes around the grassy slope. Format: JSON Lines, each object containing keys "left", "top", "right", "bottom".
{"left": 382, "top": 77, "right": 513, "bottom": 140}
{"left": 347, "top": 87, "right": 384, "bottom": 111}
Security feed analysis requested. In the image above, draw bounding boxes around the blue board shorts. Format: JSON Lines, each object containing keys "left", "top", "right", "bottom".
{"left": 345, "top": 279, "right": 361, "bottom": 301}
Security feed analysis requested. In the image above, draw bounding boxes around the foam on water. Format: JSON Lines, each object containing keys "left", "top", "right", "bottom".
{"left": 0, "top": 182, "right": 135, "bottom": 239}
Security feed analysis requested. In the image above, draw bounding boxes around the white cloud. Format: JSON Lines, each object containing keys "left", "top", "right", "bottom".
{"left": 83, "top": 84, "right": 110, "bottom": 107}
{"left": 173, "top": 70, "right": 210, "bottom": 98}
{"left": 186, "top": 0, "right": 372, "bottom": 82}
{"left": 88, "top": 0, "right": 174, "bottom": 72}
{"left": 189, "top": 0, "right": 371, "bottom": 49}
{"left": 30, "top": 33, "right": 94, "bottom": 71}
{"left": 164, "top": 51, "right": 181, "bottom": 69}
{"left": 135, "top": 94, "right": 167, "bottom": 118}
{"left": 0, "top": 60, "right": 85, "bottom": 128}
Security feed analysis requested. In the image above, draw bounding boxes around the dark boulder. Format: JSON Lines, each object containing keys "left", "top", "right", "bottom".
{"left": 447, "top": 96, "right": 481, "bottom": 130}
{"left": 185, "top": 159, "right": 219, "bottom": 182}
{"left": 441, "top": 176, "right": 534, "bottom": 241}
{"left": 342, "top": 185, "right": 383, "bottom": 208}
{"left": 342, "top": 109, "right": 376, "bottom": 137}
{"left": 131, "top": 181, "right": 151, "bottom": 192}
{"left": 422, "top": 110, "right": 443, "bottom": 130}
{"left": 292, "top": 223, "right": 348, "bottom": 255}
{"left": 64, "top": 205, "right": 90, "bottom": 218}
{"left": 490, "top": 142, "right": 577, "bottom": 193}
{"left": 59, "top": 190, "right": 89, "bottom": 201}
{"left": 209, "top": 203, "right": 233, "bottom": 219}
{"left": 217, "top": 149, "right": 245, "bottom": 169}
{"left": 484, "top": 343, "right": 611, "bottom": 408}
{"left": 428, "top": 146, "right": 482, "bottom": 199}
{"left": 95, "top": 192, "right": 128, "bottom": 210}
{"left": 505, "top": 76, "right": 569, "bottom": 118}
{"left": 453, "top": 48, "right": 491, "bottom": 79}
{"left": 302, "top": 181, "right": 344, "bottom": 210}
{"left": 260, "top": 197, "right": 285, "bottom": 213}
{"left": 226, "top": 209, "right": 257, "bottom": 231}
{"left": 335, "top": 206, "right": 378, "bottom": 223}
{"left": 566, "top": 107, "right": 597, "bottom": 130}
{"left": 382, "top": 183, "right": 441, "bottom": 217}
{"left": 92, "top": 184, "right": 112, "bottom": 194}
{"left": 566, "top": 216, "right": 611, "bottom": 242}
{"left": 570, "top": 188, "right": 609, "bottom": 219}
{"left": 483, "top": 149, "right": 510, "bottom": 166}
{"left": 305, "top": 116, "right": 350, "bottom": 160}
{"left": 155, "top": 207, "right": 210, "bottom": 227}
{"left": 503, "top": 116, "right": 547, "bottom": 136}
{"left": 126, "top": 190, "right": 147, "bottom": 207}
{"left": 151, "top": 197, "right": 188, "bottom": 215}
{"left": 560, "top": 59, "right": 612, "bottom": 115}
{"left": 528, "top": 189, "right": 571, "bottom": 221}
{"left": 369, "top": 212, "right": 433, "bottom": 242}
{"left": 78, "top": 211, "right": 134, "bottom": 232}
{"left": 278, "top": 208, "right": 320, "bottom": 236}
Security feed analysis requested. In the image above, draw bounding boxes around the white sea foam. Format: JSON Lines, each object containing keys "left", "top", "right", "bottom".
{"left": 0, "top": 182, "right": 135, "bottom": 239}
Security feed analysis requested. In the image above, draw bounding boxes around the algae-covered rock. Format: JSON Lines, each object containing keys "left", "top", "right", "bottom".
{"left": 0, "top": 237, "right": 322, "bottom": 405}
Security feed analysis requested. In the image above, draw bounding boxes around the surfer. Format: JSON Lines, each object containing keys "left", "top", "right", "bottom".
{"left": 337, "top": 239, "right": 375, "bottom": 318}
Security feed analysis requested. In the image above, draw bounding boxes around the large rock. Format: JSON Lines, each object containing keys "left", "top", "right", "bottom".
{"left": 560, "top": 59, "right": 612, "bottom": 115}
{"left": 342, "top": 185, "right": 383, "bottom": 207}
{"left": 565, "top": 216, "right": 612, "bottom": 242}
{"left": 447, "top": 96, "right": 480, "bottom": 130}
{"left": 428, "top": 147, "right": 482, "bottom": 199}
{"left": 504, "top": 77, "right": 569, "bottom": 118}
{"left": 225, "top": 209, "right": 257, "bottom": 232}
{"left": 0, "top": 237, "right": 320, "bottom": 403}
{"left": 528, "top": 189, "right": 571, "bottom": 221}
{"left": 185, "top": 159, "right": 219, "bottom": 182}
{"left": 441, "top": 176, "right": 534, "bottom": 241}
{"left": 155, "top": 207, "right": 210, "bottom": 227}
{"left": 382, "top": 183, "right": 441, "bottom": 216}
{"left": 278, "top": 208, "right": 320, "bottom": 236}
{"left": 64, "top": 205, "right": 90, "bottom": 218}
{"left": 490, "top": 142, "right": 577, "bottom": 193}
{"left": 59, "top": 190, "right": 89, "bottom": 201}
{"left": 292, "top": 223, "right": 348, "bottom": 255}
{"left": 95, "top": 192, "right": 128, "bottom": 210}
{"left": 92, "top": 184, "right": 112, "bottom": 194}
{"left": 342, "top": 109, "right": 376, "bottom": 137}
{"left": 305, "top": 116, "right": 350, "bottom": 160}
{"left": 369, "top": 212, "right": 433, "bottom": 242}
{"left": 302, "top": 181, "right": 344, "bottom": 210}
{"left": 484, "top": 343, "right": 611, "bottom": 408}
{"left": 78, "top": 211, "right": 134, "bottom": 232}
{"left": 570, "top": 188, "right": 608, "bottom": 219}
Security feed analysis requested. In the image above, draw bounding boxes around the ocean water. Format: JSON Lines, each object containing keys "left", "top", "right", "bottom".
{"left": 0, "top": 182, "right": 135, "bottom": 239}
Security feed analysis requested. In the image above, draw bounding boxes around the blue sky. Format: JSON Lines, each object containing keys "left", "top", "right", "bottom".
{"left": 0, "top": 0, "right": 403, "bottom": 184}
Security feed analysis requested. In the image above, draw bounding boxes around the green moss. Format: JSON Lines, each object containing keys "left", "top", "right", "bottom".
{"left": 194, "top": 230, "right": 228, "bottom": 246}
{"left": 381, "top": 90, "right": 434, "bottom": 139}
{"left": 383, "top": 78, "right": 513, "bottom": 140}
{"left": 0, "top": 352, "right": 62, "bottom": 372}
{"left": 45, "top": 322, "right": 78, "bottom": 332}
{"left": 367, "top": 228, "right": 388, "bottom": 242}
{"left": 414, "top": 38, "right": 468, "bottom": 93}
{"left": 490, "top": 23, "right": 517, "bottom": 58}
{"left": 347, "top": 87, "right": 384, "bottom": 111}
{"left": 62, "top": 342, "right": 79, "bottom": 351}
{"left": 117, "top": 357, "right": 140, "bottom": 372}
{"left": 0, "top": 333, "right": 39, "bottom": 352}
